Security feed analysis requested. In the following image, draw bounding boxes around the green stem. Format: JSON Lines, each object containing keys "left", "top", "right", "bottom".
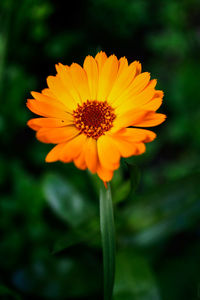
{"left": 100, "top": 182, "right": 116, "bottom": 300}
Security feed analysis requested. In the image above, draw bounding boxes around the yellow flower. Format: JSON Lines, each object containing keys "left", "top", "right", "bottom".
{"left": 27, "top": 51, "right": 166, "bottom": 182}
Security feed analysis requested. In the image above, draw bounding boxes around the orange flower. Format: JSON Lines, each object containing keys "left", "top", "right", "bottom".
{"left": 27, "top": 51, "right": 166, "bottom": 182}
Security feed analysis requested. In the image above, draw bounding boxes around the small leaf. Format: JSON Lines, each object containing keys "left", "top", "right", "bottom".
{"left": 43, "top": 173, "right": 95, "bottom": 227}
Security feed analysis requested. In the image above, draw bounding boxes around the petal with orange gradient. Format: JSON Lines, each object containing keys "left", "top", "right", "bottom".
{"left": 47, "top": 75, "right": 77, "bottom": 112}
{"left": 132, "top": 61, "right": 142, "bottom": 75}
{"left": 112, "top": 109, "right": 151, "bottom": 131}
{"left": 36, "top": 126, "right": 79, "bottom": 144}
{"left": 27, "top": 99, "right": 69, "bottom": 119}
{"left": 108, "top": 135, "right": 138, "bottom": 158}
{"left": 55, "top": 64, "right": 81, "bottom": 104}
{"left": 117, "top": 57, "right": 128, "bottom": 76}
{"left": 95, "top": 51, "right": 107, "bottom": 72}
{"left": 84, "top": 137, "right": 98, "bottom": 173}
{"left": 59, "top": 133, "right": 87, "bottom": 163}
{"left": 45, "top": 143, "right": 67, "bottom": 162}
{"left": 133, "top": 112, "right": 166, "bottom": 127}
{"left": 70, "top": 63, "right": 90, "bottom": 102}
{"left": 83, "top": 55, "right": 98, "bottom": 100}
{"left": 135, "top": 143, "right": 146, "bottom": 154}
{"left": 110, "top": 127, "right": 156, "bottom": 143}
{"left": 27, "top": 116, "right": 73, "bottom": 131}
{"left": 116, "top": 79, "right": 157, "bottom": 115}
{"left": 113, "top": 72, "right": 151, "bottom": 110}
{"left": 108, "top": 62, "right": 137, "bottom": 106}
{"left": 97, "top": 135, "right": 120, "bottom": 170}
{"left": 97, "top": 55, "right": 119, "bottom": 101}
{"left": 31, "top": 91, "right": 67, "bottom": 110}
{"left": 123, "top": 72, "right": 150, "bottom": 96}
{"left": 97, "top": 163, "right": 114, "bottom": 182}
{"left": 42, "top": 88, "right": 55, "bottom": 98}
{"left": 74, "top": 151, "right": 87, "bottom": 170}
{"left": 141, "top": 90, "right": 164, "bottom": 111}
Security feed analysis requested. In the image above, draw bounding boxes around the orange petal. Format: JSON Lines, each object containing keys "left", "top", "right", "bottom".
{"left": 95, "top": 51, "right": 107, "bottom": 72}
{"left": 83, "top": 55, "right": 98, "bottom": 100}
{"left": 117, "top": 57, "right": 128, "bottom": 77}
{"left": 74, "top": 150, "right": 87, "bottom": 170}
{"left": 127, "top": 72, "right": 151, "bottom": 95}
{"left": 97, "top": 135, "right": 120, "bottom": 170}
{"left": 97, "top": 55, "right": 119, "bottom": 101}
{"left": 55, "top": 63, "right": 82, "bottom": 104}
{"left": 84, "top": 137, "right": 98, "bottom": 173}
{"left": 142, "top": 97, "right": 162, "bottom": 111}
{"left": 134, "top": 112, "right": 167, "bottom": 127}
{"left": 114, "top": 72, "right": 151, "bottom": 109}
{"left": 155, "top": 90, "right": 164, "bottom": 98}
{"left": 117, "top": 128, "right": 156, "bottom": 143}
{"left": 31, "top": 92, "right": 67, "bottom": 110}
{"left": 96, "top": 163, "right": 114, "bottom": 182}
{"left": 47, "top": 75, "right": 77, "bottom": 112}
{"left": 27, "top": 116, "right": 74, "bottom": 131}
{"left": 45, "top": 143, "right": 67, "bottom": 162}
{"left": 142, "top": 90, "right": 164, "bottom": 111}
{"left": 122, "top": 79, "right": 157, "bottom": 114}
{"left": 41, "top": 88, "right": 55, "bottom": 98}
{"left": 108, "top": 61, "right": 136, "bottom": 106}
{"left": 110, "top": 136, "right": 138, "bottom": 158}
{"left": 59, "top": 134, "right": 87, "bottom": 162}
{"left": 116, "top": 79, "right": 157, "bottom": 115}
{"left": 27, "top": 99, "right": 69, "bottom": 119}
{"left": 132, "top": 61, "right": 142, "bottom": 75}
{"left": 36, "top": 126, "right": 79, "bottom": 144}
{"left": 70, "top": 63, "right": 90, "bottom": 102}
{"left": 113, "top": 109, "right": 151, "bottom": 131}
{"left": 107, "top": 128, "right": 155, "bottom": 157}
{"left": 135, "top": 143, "right": 146, "bottom": 154}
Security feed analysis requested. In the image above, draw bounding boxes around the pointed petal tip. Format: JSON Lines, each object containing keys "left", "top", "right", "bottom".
{"left": 95, "top": 50, "right": 107, "bottom": 58}
{"left": 107, "top": 54, "right": 118, "bottom": 61}
{"left": 26, "top": 99, "right": 33, "bottom": 109}
{"left": 103, "top": 181, "right": 108, "bottom": 189}
{"left": 55, "top": 64, "right": 59, "bottom": 73}
{"left": 45, "top": 155, "right": 56, "bottom": 163}
{"left": 55, "top": 62, "right": 65, "bottom": 73}
{"left": 26, "top": 118, "right": 32, "bottom": 127}
{"left": 97, "top": 50, "right": 106, "bottom": 55}
{"left": 30, "top": 91, "right": 37, "bottom": 98}
{"left": 151, "top": 78, "right": 157, "bottom": 86}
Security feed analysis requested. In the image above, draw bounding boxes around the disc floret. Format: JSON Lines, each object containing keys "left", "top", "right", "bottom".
{"left": 73, "top": 100, "right": 116, "bottom": 139}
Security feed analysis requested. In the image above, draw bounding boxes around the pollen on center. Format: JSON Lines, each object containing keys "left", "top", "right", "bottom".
{"left": 73, "top": 100, "right": 116, "bottom": 139}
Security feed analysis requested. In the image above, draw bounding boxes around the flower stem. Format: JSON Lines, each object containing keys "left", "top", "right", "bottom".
{"left": 100, "top": 181, "right": 115, "bottom": 300}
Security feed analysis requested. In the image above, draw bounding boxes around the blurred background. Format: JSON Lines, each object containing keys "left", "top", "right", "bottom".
{"left": 1, "top": 0, "right": 200, "bottom": 299}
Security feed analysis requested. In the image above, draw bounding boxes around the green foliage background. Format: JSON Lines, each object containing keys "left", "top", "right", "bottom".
{"left": 1, "top": 0, "right": 200, "bottom": 299}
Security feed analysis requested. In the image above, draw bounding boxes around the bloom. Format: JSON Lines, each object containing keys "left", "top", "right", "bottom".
{"left": 27, "top": 51, "right": 166, "bottom": 182}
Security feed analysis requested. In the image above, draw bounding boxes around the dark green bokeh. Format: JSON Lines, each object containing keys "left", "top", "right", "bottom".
{"left": 0, "top": 0, "right": 200, "bottom": 299}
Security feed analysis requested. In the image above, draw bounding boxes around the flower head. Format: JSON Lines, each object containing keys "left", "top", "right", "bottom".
{"left": 27, "top": 51, "right": 166, "bottom": 182}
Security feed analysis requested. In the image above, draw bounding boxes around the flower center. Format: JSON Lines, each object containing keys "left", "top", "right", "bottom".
{"left": 73, "top": 100, "right": 116, "bottom": 139}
